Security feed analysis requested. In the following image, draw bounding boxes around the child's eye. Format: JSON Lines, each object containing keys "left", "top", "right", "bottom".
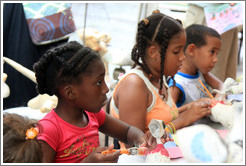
{"left": 173, "top": 51, "right": 180, "bottom": 55}
{"left": 97, "top": 80, "right": 102, "bottom": 86}
{"left": 211, "top": 50, "right": 216, "bottom": 54}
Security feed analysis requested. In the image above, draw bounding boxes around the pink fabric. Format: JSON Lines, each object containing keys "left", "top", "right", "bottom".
{"left": 37, "top": 109, "right": 106, "bottom": 163}
{"left": 167, "top": 147, "right": 183, "bottom": 159}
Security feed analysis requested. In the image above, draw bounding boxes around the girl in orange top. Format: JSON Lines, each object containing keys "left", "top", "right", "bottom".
{"left": 110, "top": 10, "right": 211, "bottom": 148}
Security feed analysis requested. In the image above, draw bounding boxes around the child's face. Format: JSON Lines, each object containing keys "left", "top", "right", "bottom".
{"left": 194, "top": 36, "right": 221, "bottom": 74}
{"left": 164, "top": 31, "right": 186, "bottom": 76}
{"left": 73, "top": 59, "right": 109, "bottom": 113}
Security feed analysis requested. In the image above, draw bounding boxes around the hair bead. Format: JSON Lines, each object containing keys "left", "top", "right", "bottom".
{"left": 142, "top": 18, "right": 149, "bottom": 26}
{"left": 152, "top": 9, "right": 160, "bottom": 14}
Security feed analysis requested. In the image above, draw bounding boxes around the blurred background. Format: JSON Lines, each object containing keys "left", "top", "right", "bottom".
{"left": 2, "top": 2, "right": 244, "bottom": 109}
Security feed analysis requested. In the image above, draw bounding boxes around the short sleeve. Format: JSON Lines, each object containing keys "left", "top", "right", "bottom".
{"left": 37, "top": 119, "right": 60, "bottom": 151}
{"left": 94, "top": 109, "right": 106, "bottom": 126}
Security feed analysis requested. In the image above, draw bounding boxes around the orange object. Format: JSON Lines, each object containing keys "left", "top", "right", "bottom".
{"left": 101, "top": 149, "right": 117, "bottom": 155}
{"left": 101, "top": 147, "right": 146, "bottom": 155}
{"left": 25, "top": 127, "right": 38, "bottom": 140}
{"left": 101, "top": 149, "right": 130, "bottom": 155}
{"left": 196, "top": 84, "right": 211, "bottom": 98}
{"left": 198, "top": 79, "right": 214, "bottom": 99}
{"left": 120, "top": 149, "right": 130, "bottom": 155}
{"left": 119, "top": 141, "right": 130, "bottom": 154}
{"left": 137, "top": 147, "right": 147, "bottom": 155}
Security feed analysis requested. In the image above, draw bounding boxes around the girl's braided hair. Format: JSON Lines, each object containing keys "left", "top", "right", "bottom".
{"left": 33, "top": 41, "right": 100, "bottom": 96}
{"left": 131, "top": 11, "right": 183, "bottom": 93}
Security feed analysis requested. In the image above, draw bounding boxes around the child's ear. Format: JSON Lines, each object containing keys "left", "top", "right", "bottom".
{"left": 62, "top": 85, "right": 76, "bottom": 100}
{"left": 147, "top": 45, "right": 159, "bottom": 60}
{"left": 186, "top": 44, "right": 197, "bottom": 57}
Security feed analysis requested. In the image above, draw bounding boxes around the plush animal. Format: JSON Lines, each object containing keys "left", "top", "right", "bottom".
{"left": 176, "top": 124, "right": 228, "bottom": 163}
{"left": 213, "top": 77, "right": 243, "bottom": 101}
{"left": 209, "top": 77, "right": 243, "bottom": 128}
{"left": 210, "top": 101, "right": 243, "bottom": 129}
{"left": 176, "top": 101, "right": 243, "bottom": 163}
{"left": 3, "top": 56, "right": 57, "bottom": 113}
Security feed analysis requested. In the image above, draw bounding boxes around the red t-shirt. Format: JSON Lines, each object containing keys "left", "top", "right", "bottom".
{"left": 37, "top": 109, "right": 106, "bottom": 163}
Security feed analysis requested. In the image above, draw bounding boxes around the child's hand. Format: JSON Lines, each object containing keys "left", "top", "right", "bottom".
{"left": 181, "top": 100, "right": 211, "bottom": 127}
{"left": 81, "top": 144, "right": 120, "bottom": 163}
{"left": 197, "top": 97, "right": 212, "bottom": 103}
{"left": 139, "top": 130, "right": 173, "bottom": 151}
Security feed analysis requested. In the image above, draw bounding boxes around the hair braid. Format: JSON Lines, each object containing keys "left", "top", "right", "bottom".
{"left": 33, "top": 41, "right": 100, "bottom": 97}
{"left": 159, "top": 29, "right": 169, "bottom": 93}
{"left": 131, "top": 11, "right": 184, "bottom": 97}
{"left": 131, "top": 21, "right": 152, "bottom": 75}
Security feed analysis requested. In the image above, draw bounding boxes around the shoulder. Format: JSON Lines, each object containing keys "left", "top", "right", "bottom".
{"left": 86, "top": 109, "right": 106, "bottom": 126}
{"left": 38, "top": 111, "right": 61, "bottom": 135}
{"left": 118, "top": 73, "right": 148, "bottom": 90}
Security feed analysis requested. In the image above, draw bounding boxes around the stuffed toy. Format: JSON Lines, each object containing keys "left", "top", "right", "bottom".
{"left": 176, "top": 124, "right": 228, "bottom": 163}
{"left": 3, "top": 73, "right": 10, "bottom": 98}
{"left": 209, "top": 77, "right": 243, "bottom": 128}
{"left": 176, "top": 101, "right": 243, "bottom": 163}
{"left": 3, "top": 56, "right": 58, "bottom": 113}
{"left": 212, "top": 77, "right": 243, "bottom": 101}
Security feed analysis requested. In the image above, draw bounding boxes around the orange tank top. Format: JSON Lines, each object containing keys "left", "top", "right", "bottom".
{"left": 110, "top": 69, "right": 178, "bottom": 133}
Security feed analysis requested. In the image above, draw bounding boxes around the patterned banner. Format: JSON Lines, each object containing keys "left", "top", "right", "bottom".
{"left": 24, "top": 3, "right": 75, "bottom": 45}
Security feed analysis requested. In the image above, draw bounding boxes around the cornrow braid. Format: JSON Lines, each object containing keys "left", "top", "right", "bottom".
{"left": 33, "top": 41, "right": 100, "bottom": 97}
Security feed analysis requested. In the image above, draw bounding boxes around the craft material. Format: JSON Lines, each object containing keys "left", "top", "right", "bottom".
{"left": 101, "top": 147, "right": 147, "bottom": 155}
{"left": 196, "top": 84, "right": 211, "bottom": 98}
{"left": 198, "top": 79, "right": 214, "bottom": 99}
{"left": 176, "top": 124, "right": 228, "bottom": 163}
{"left": 145, "top": 119, "right": 170, "bottom": 163}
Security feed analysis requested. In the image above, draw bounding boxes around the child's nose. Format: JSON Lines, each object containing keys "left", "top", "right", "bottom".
{"left": 179, "top": 51, "right": 186, "bottom": 61}
{"left": 213, "top": 56, "right": 218, "bottom": 63}
{"left": 103, "top": 83, "right": 109, "bottom": 94}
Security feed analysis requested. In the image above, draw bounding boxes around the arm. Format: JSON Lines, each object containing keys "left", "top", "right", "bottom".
{"left": 100, "top": 113, "right": 171, "bottom": 149}
{"left": 172, "top": 99, "right": 212, "bottom": 130}
{"left": 99, "top": 113, "right": 144, "bottom": 146}
{"left": 38, "top": 140, "right": 56, "bottom": 163}
{"left": 170, "top": 86, "right": 183, "bottom": 108}
{"left": 114, "top": 74, "right": 150, "bottom": 132}
{"left": 203, "top": 72, "right": 223, "bottom": 90}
